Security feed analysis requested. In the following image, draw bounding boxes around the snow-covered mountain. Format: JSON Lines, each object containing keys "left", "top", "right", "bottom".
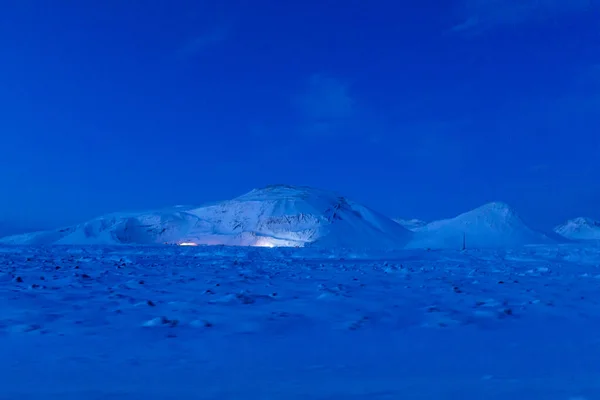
{"left": 0, "top": 208, "right": 202, "bottom": 246}
{"left": 393, "top": 218, "right": 427, "bottom": 231}
{"left": 554, "top": 217, "right": 600, "bottom": 241}
{"left": 0, "top": 185, "right": 413, "bottom": 249}
{"left": 407, "top": 202, "right": 554, "bottom": 249}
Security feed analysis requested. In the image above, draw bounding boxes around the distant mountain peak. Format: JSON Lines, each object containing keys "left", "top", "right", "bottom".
{"left": 258, "top": 184, "right": 319, "bottom": 192}
{"left": 554, "top": 217, "right": 600, "bottom": 241}
{"left": 237, "top": 184, "right": 344, "bottom": 202}
{"left": 407, "top": 201, "right": 552, "bottom": 249}
{"left": 472, "top": 201, "right": 515, "bottom": 215}
{"left": 263, "top": 184, "right": 304, "bottom": 190}
{"left": 568, "top": 217, "right": 600, "bottom": 226}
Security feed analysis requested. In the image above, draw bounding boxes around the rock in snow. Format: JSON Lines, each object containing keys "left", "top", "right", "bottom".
{"left": 554, "top": 217, "right": 600, "bottom": 241}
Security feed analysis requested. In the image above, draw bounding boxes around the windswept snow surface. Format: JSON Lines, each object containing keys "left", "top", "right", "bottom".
{"left": 555, "top": 217, "right": 600, "bottom": 241}
{"left": 409, "top": 202, "right": 554, "bottom": 249}
{"left": 393, "top": 218, "right": 427, "bottom": 231}
{"left": 0, "top": 185, "right": 412, "bottom": 250}
{"left": 2, "top": 244, "right": 600, "bottom": 399}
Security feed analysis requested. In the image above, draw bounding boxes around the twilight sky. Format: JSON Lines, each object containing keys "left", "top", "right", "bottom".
{"left": 1, "top": 0, "right": 599, "bottom": 235}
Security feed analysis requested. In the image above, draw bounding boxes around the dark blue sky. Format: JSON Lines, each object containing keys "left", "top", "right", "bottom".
{"left": 1, "top": 0, "right": 600, "bottom": 234}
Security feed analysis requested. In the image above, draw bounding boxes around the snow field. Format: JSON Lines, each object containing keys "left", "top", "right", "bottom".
{"left": 1, "top": 244, "right": 600, "bottom": 398}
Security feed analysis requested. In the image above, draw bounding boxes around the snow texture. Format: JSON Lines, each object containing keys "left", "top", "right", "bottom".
{"left": 393, "top": 218, "right": 428, "bottom": 231}
{"left": 409, "top": 202, "right": 554, "bottom": 249}
{"left": 1, "top": 244, "right": 600, "bottom": 399}
{"left": 555, "top": 217, "right": 600, "bottom": 241}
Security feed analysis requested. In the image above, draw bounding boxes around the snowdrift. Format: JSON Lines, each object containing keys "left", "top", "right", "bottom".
{"left": 407, "top": 202, "right": 554, "bottom": 249}
{"left": 554, "top": 217, "right": 600, "bottom": 241}
{"left": 0, "top": 185, "right": 412, "bottom": 249}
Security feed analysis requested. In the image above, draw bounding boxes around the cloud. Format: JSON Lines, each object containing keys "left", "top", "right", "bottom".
{"left": 178, "top": 25, "right": 230, "bottom": 57}
{"left": 295, "top": 74, "right": 355, "bottom": 136}
{"left": 452, "top": 0, "right": 593, "bottom": 33}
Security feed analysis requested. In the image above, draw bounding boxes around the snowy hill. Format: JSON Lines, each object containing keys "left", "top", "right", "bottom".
{"left": 393, "top": 218, "right": 427, "bottom": 231}
{"left": 554, "top": 217, "right": 600, "bottom": 241}
{"left": 407, "top": 202, "right": 554, "bottom": 249}
{"left": 0, "top": 185, "right": 413, "bottom": 249}
{"left": 0, "top": 209, "right": 204, "bottom": 246}
{"left": 183, "top": 185, "right": 413, "bottom": 249}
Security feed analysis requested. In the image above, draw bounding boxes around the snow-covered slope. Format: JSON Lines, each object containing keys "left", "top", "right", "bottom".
{"left": 183, "top": 185, "right": 413, "bottom": 249}
{"left": 393, "top": 218, "right": 427, "bottom": 231}
{"left": 0, "top": 209, "right": 205, "bottom": 246}
{"left": 0, "top": 228, "right": 76, "bottom": 246}
{"left": 554, "top": 217, "right": 600, "bottom": 241}
{"left": 408, "top": 202, "right": 554, "bottom": 249}
{"left": 0, "top": 185, "right": 412, "bottom": 249}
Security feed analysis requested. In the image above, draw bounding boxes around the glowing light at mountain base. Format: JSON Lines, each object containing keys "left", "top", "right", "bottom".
{"left": 253, "top": 238, "right": 276, "bottom": 248}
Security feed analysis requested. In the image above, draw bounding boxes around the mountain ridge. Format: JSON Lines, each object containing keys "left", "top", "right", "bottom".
{"left": 0, "top": 189, "right": 573, "bottom": 250}
{"left": 0, "top": 185, "right": 413, "bottom": 249}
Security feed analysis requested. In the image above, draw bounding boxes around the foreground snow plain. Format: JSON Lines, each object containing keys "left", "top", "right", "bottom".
{"left": 1, "top": 244, "right": 600, "bottom": 399}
